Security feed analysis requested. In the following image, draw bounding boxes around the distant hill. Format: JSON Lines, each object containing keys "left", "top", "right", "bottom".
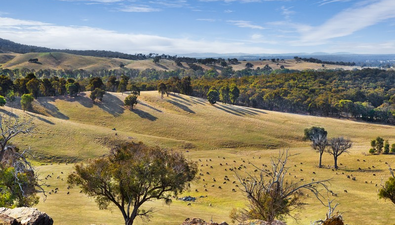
{"left": 0, "top": 38, "right": 157, "bottom": 60}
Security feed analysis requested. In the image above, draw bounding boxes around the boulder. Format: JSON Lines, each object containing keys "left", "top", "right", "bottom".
{"left": 0, "top": 208, "right": 53, "bottom": 225}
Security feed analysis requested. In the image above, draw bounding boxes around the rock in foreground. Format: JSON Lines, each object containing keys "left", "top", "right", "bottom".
{"left": 0, "top": 207, "right": 53, "bottom": 225}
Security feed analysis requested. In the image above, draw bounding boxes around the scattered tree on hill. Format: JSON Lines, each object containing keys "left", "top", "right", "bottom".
{"left": 90, "top": 88, "right": 105, "bottom": 102}
{"left": 66, "top": 82, "right": 79, "bottom": 97}
{"left": 158, "top": 83, "right": 168, "bottom": 99}
{"left": 0, "top": 113, "right": 40, "bottom": 207}
{"left": 304, "top": 127, "right": 328, "bottom": 168}
{"left": 118, "top": 75, "right": 129, "bottom": 93}
{"left": 219, "top": 85, "right": 230, "bottom": 104}
{"left": 68, "top": 142, "right": 197, "bottom": 225}
{"left": 153, "top": 56, "right": 161, "bottom": 64}
{"left": 180, "top": 77, "right": 193, "bottom": 95}
{"left": 245, "top": 62, "right": 254, "bottom": 69}
{"left": 207, "top": 87, "right": 219, "bottom": 105}
{"left": 0, "top": 96, "right": 6, "bottom": 106}
{"left": 0, "top": 75, "right": 14, "bottom": 97}
{"left": 327, "top": 137, "right": 352, "bottom": 169}
{"left": 234, "top": 151, "right": 330, "bottom": 224}
{"left": 124, "top": 94, "right": 138, "bottom": 110}
{"left": 20, "top": 94, "right": 34, "bottom": 112}
{"left": 26, "top": 78, "right": 41, "bottom": 99}
{"left": 229, "top": 84, "right": 240, "bottom": 105}
{"left": 130, "top": 84, "right": 140, "bottom": 96}
{"left": 391, "top": 143, "right": 395, "bottom": 153}
{"left": 88, "top": 77, "right": 104, "bottom": 91}
{"left": 370, "top": 137, "right": 384, "bottom": 154}
{"left": 106, "top": 76, "right": 119, "bottom": 92}
{"left": 384, "top": 140, "right": 390, "bottom": 154}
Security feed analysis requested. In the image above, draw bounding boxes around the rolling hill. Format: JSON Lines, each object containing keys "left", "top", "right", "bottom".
{"left": 3, "top": 91, "right": 395, "bottom": 225}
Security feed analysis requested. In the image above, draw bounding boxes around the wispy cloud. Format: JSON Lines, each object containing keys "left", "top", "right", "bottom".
{"left": 281, "top": 6, "right": 294, "bottom": 20}
{"left": 318, "top": 0, "right": 353, "bottom": 6}
{"left": 299, "top": 0, "right": 395, "bottom": 44}
{"left": 224, "top": 9, "right": 234, "bottom": 13}
{"left": 60, "top": 0, "right": 124, "bottom": 3}
{"left": 149, "top": 0, "right": 188, "bottom": 8}
{"left": 228, "top": 20, "right": 265, "bottom": 29}
{"left": 0, "top": 17, "right": 281, "bottom": 54}
{"left": 119, "top": 5, "right": 161, "bottom": 12}
{"left": 197, "top": 18, "right": 217, "bottom": 22}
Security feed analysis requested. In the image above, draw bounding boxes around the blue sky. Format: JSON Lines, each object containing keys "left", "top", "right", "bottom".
{"left": 1, "top": 0, "right": 395, "bottom": 55}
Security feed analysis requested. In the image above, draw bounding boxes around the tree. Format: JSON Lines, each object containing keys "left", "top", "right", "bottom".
{"left": 219, "top": 85, "right": 230, "bottom": 104}
{"left": 157, "top": 83, "right": 168, "bottom": 99}
{"left": 304, "top": 127, "right": 328, "bottom": 168}
{"left": 124, "top": 94, "right": 138, "bottom": 110}
{"left": 229, "top": 84, "right": 240, "bottom": 105}
{"left": 180, "top": 77, "right": 193, "bottom": 95}
{"left": 26, "top": 78, "right": 41, "bottom": 99}
{"left": 384, "top": 140, "right": 390, "bottom": 154}
{"left": 0, "top": 96, "right": 6, "bottom": 106}
{"left": 68, "top": 142, "right": 197, "bottom": 225}
{"left": 0, "top": 75, "right": 14, "bottom": 96}
{"left": 88, "top": 77, "right": 104, "bottom": 91}
{"left": 207, "top": 87, "right": 219, "bottom": 105}
{"left": 235, "top": 151, "right": 330, "bottom": 224}
{"left": 20, "top": 94, "right": 34, "bottom": 112}
{"left": 66, "top": 83, "right": 79, "bottom": 97}
{"left": 371, "top": 137, "right": 384, "bottom": 154}
{"left": 0, "top": 113, "right": 39, "bottom": 207}
{"left": 245, "top": 62, "right": 254, "bottom": 69}
{"left": 90, "top": 88, "right": 105, "bottom": 102}
{"left": 118, "top": 75, "right": 129, "bottom": 93}
{"left": 106, "top": 76, "right": 119, "bottom": 92}
{"left": 327, "top": 137, "right": 352, "bottom": 169}
{"left": 153, "top": 56, "right": 161, "bottom": 64}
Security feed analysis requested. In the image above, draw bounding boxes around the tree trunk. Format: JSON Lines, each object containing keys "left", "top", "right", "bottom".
{"left": 125, "top": 217, "right": 133, "bottom": 225}
{"left": 319, "top": 151, "right": 323, "bottom": 168}
{"left": 334, "top": 156, "right": 338, "bottom": 170}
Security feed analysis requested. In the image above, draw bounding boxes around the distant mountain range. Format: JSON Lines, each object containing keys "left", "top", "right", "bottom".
{"left": 0, "top": 37, "right": 395, "bottom": 67}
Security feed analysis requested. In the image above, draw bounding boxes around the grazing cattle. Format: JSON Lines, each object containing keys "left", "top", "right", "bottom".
{"left": 344, "top": 190, "right": 348, "bottom": 193}
{"left": 67, "top": 192, "right": 70, "bottom": 195}
{"left": 352, "top": 177, "right": 356, "bottom": 181}
{"left": 312, "top": 172, "right": 316, "bottom": 174}
{"left": 232, "top": 189, "right": 236, "bottom": 192}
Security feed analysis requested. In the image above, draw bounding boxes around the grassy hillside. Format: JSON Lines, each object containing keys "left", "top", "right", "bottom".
{"left": 3, "top": 91, "right": 395, "bottom": 225}
{"left": 0, "top": 52, "right": 359, "bottom": 72}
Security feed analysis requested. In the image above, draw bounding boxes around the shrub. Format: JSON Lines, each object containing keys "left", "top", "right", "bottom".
{"left": 369, "top": 148, "right": 376, "bottom": 154}
{"left": 0, "top": 95, "right": 6, "bottom": 106}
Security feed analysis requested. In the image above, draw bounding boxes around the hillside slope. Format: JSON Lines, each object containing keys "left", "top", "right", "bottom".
{"left": 3, "top": 91, "right": 395, "bottom": 225}
{"left": 0, "top": 52, "right": 359, "bottom": 72}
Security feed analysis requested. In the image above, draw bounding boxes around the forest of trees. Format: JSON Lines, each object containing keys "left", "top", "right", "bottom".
{"left": 2, "top": 64, "right": 395, "bottom": 125}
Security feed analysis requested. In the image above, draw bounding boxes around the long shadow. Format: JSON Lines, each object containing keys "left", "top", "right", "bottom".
{"left": 172, "top": 94, "right": 205, "bottom": 105}
{"left": 213, "top": 104, "right": 244, "bottom": 117}
{"left": 139, "top": 101, "right": 162, "bottom": 113}
{"left": 221, "top": 104, "right": 258, "bottom": 116}
{"left": 97, "top": 93, "right": 125, "bottom": 117}
{"left": 26, "top": 113, "right": 55, "bottom": 125}
{"left": 72, "top": 93, "right": 94, "bottom": 108}
{"left": 132, "top": 109, "right": 157, "bottom": 121}
{"left": 0, "top": 109, "right": 19, "bottom": 118}
{"left": 36, "top": 97, "right": 70, "bottom": 120}
{"left": 167, "top": 100, "right": 195, "bottom": 114}
{"left": 155, "top": 63, "right": 169, "bottom": 70}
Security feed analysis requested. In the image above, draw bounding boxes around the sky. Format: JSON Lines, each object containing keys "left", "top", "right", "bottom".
{"left": 1, "top": 0, "right": 395, "bottom": 55}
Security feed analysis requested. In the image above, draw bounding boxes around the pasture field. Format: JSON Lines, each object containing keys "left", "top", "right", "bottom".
{"left": 4, "top": 91, "right": 395, "bottom": 225}
{"left": 0, "top": 52, "right": 359, "bottom": 72}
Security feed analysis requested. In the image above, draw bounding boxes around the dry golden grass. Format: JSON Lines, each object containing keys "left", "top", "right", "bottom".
{"left": 0, "top": 52, "right": 360, "bottom": 72}
{"left": 2, "top": 91, "right": 395, "bottom": 225}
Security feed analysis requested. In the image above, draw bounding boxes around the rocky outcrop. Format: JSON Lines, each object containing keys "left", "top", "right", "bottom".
{"left": 181, "top": 218, "right": 228, "bottom": 225}
{"left": 0, "top": 208, "right": 53, "bottom": 225}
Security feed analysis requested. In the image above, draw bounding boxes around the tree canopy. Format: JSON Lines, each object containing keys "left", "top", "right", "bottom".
{"left": 68, "top": 142, "right": 198, "bottom": 225}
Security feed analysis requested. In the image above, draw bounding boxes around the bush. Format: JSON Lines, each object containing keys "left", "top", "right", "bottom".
{"left": 384, "top": 140, "right": 390, "bottom": 154}
{"left": 369, "top": 148, "right": 376, "bottom": 154}
{"left": 21, "top": 94, "right": 34, "bottom": 111}
{"left": 0, "top": 95, "right": 6, "bottom": 106}
{"left": 391, "top": 144, "right": 395, "bottom": 153}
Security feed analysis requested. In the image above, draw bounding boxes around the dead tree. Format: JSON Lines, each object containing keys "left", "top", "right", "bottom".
{"left": 235, "top": 150, "right": 331, "bottom": 224}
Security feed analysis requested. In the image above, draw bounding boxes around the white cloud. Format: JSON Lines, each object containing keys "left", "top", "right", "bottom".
{"left": 119, "top": 5, "right": 161, "bottom": 12}
{"left": 299, "top": 0, "right": 395, "bottom": 44}
{"left": 281, "top": 6, "right": 294, "bottom": 20}
{"left": 60, "top": 0, "right": 124, "bottom": 3}
{"left": 149, "top": 0, "right": 188, "bottom": 8}
{"left": 318, "top": 0, "right": 353, "bottom": 6}
{"left": 197, "top": 18, "right": 217, "bottom": 22}
{"left": 224, "top": 9, "right": 234, "bottom": 13}
{"left": 0, "top": 17, "right": 281, "bottom": 54}
{"left": 227, "top": 20, "right": 265, "bottom": 29}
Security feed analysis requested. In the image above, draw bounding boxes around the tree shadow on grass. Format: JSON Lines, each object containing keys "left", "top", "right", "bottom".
{"left": 213, "top": 104, "right": 244, "bottom": 116}
{"left": 131, "top": 109, "right": 157, "bottom": 121}
{"left": 172, "top": 94, "right": 205, "bottom": 106}
{"left": 0, "top": 109, "right": 19, "bottom": 118}
{"left": 139, "top": 101, "right": 162, "bottom": 113}
{"left": 167, "top": 100, "right": 195, "bottom": 114}
{"left": 36, "top": 97, "right": 70, "bottom": 120}
{"left": 26, "top": 113, "right": 55, "bottom": 125}
{"left": 214, "top": 104, "right": 266, "bottom": 117}
{"left": 97, "top": 93, "right": 125, "bottom": 117}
